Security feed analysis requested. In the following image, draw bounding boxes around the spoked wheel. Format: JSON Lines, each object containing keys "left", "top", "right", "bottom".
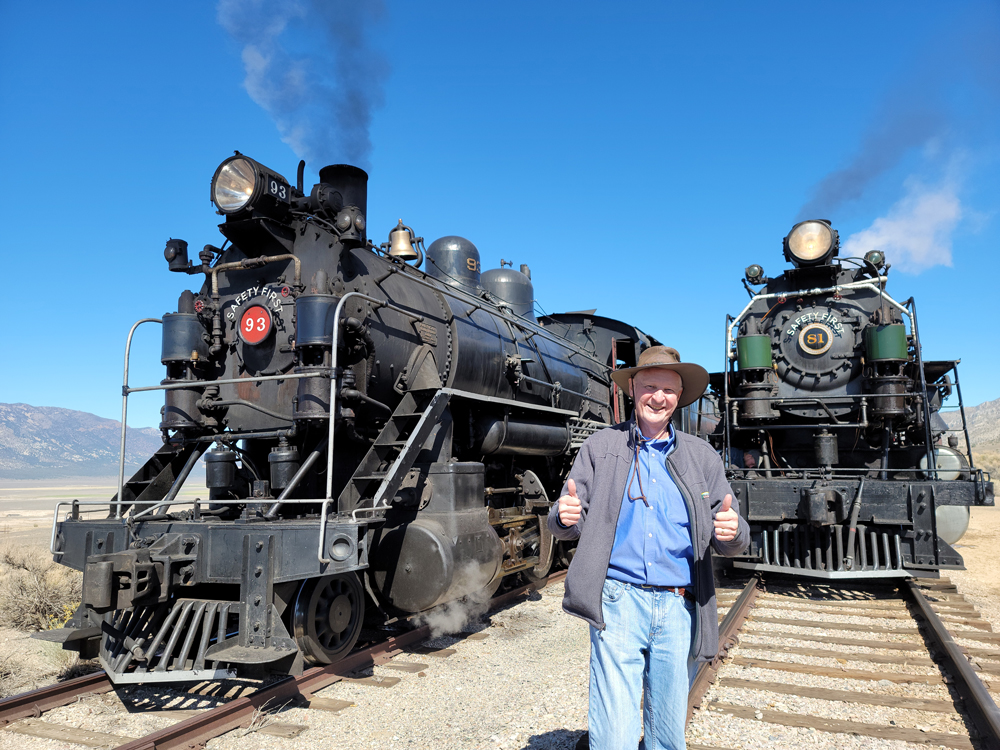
{"left": 292, "top": 572, "right": 364, "bottom": 665}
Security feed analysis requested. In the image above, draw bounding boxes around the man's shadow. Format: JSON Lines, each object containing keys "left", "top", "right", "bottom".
{"left": 519, "top": 728, "right": 587, "bottom": 749}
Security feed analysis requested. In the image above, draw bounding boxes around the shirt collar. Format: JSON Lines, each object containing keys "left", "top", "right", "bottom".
{"left": 629, "top": 419, "right": 675, "bottom": 451}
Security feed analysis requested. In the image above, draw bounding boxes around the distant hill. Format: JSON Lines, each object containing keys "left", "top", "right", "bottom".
{"left": 0, "top": 403, "right": 165, "bottom": 479}
{"left": 941, "top": 397, "right": 1000, "bottom": 451}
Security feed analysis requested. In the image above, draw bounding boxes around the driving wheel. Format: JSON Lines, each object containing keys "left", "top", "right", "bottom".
{"left": 292, "top": 572, "right": 364, "bottom": 665}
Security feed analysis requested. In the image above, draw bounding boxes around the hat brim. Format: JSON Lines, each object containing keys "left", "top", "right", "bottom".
{"left": 610, "top": 362, "right": 709, "bottom": 408}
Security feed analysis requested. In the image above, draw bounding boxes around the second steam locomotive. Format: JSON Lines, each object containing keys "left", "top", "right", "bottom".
{"left": 707, "top": 219, "right": 993, "bottom": 578}
{"left": 41, "top": 154, "right": 659, "bottom": 683}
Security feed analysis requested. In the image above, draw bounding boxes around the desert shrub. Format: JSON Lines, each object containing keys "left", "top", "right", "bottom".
{"left": 973, "top": 450, "right": 999, "bottom": 482}
{"left": 0, "top": 545, "right": 82, "bottom": 631}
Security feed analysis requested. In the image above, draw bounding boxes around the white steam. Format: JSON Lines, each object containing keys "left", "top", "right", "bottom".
{"left": 412, "top": 563, "right": 495, "bottom": 638}
{"left": 842, "top": 177, "right": 962, "bottom": 273}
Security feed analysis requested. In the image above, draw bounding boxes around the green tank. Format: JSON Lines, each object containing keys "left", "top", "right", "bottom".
{"left": 864, "top": 324, "right": 907, "bottom": 361}
{"left": 736, "top": 334, "right": 773, "bottom": 370}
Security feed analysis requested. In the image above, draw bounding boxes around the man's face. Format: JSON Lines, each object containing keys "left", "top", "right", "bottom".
{"left": 629, "top": 368, "right": 683, "bottom": 439}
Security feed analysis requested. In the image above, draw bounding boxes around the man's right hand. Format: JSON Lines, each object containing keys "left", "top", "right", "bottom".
{"left": 558, "top": 478, "right": 582, "bottom": 526}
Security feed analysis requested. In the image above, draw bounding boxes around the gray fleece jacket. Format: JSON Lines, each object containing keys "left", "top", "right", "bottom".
{"left": 548, "top": 420, "right": 750, "bottom": 663}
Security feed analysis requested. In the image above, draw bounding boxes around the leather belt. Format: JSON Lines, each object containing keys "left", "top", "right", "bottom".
{"left": 637, "top": 584, "right": 695, "bottom": 603}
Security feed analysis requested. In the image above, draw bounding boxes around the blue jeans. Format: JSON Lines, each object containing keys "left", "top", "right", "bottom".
{"left": 588, "top": 578, "right": 695, "bottom": 750}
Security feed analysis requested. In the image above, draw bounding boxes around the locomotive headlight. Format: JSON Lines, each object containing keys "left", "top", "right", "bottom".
{"left": 210, "top": 153, "right": 292, "bottom": 217}
{"left": 784, "top": 220, "right": 838, "bottom": 266}
{"left": 212, "top": 156, "right": 257, "bottom": 213}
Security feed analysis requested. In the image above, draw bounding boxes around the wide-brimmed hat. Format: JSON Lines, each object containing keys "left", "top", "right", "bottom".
{"left": 610, "top": 345, "right": 709, "bottom": 408}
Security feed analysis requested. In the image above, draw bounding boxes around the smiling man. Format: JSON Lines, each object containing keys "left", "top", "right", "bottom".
{"left": 549, "top": 346, "right": 750, "bottom": 750}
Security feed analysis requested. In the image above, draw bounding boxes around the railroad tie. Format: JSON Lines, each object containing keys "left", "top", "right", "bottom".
{"left": 705, "top": 703, "right": 972, "bottom": 750}
{"left": 729, "top": 656, "right": 944, "bottom": 684}
{"left": 7, "top": 718, "right": 137, "bottom": 748}
{"left": 381, "top": 661, "right": 429, "bottom": 673}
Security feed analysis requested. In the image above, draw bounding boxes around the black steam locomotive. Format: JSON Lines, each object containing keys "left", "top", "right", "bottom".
{"left": 39, "top": 154, "right": 660, "bottom": 683}
{"left": 708, "top": 219, "right": 993, "bottom": 579}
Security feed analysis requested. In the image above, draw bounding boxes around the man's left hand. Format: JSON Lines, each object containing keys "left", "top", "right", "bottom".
{"left": 713, "top": 494, "right": 739, "bottom": 541}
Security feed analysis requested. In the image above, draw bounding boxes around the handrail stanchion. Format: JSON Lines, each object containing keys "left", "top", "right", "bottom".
{"left": 320, "top": 290, "right": 424, "bottom": 564}
{"left": 117, "top": 318, "right": 162, "bottom": 519}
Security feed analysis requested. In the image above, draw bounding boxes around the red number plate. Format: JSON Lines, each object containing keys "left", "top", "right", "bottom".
{"left": 239, "top": 305, "right": 272, "bottom": 344}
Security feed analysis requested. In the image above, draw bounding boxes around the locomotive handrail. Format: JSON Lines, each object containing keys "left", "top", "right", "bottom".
{"left": 907, "top": 296, "right": 940, "bottom": 482}
{"left": 129, "top": 447, "right": 205, "bottom": 521}
{"left": 117, "top": 318, "right": 162, "bottom": 519}
{"left": 382, "top": 259, "right": 608, "bottom": 370}
{"left": 950, "top": 362, "right": 976, "bottom": 469}
{"left": 726, "top": 277, "right": 900, "bottom": 347}
{"left": 325, "top": 292, "right": 426, "bottom": 506}
{"left": 124, "top": 370, "right": 325, "bottom": 394}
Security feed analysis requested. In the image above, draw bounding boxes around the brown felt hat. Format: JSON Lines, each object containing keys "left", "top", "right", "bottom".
{"left": 610, "top": 345, "right": 709, "bottom": 408}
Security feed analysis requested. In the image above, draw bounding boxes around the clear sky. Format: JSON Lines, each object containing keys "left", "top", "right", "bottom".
{"left": 2, "top": 1, "right": 998, "bottom": 429}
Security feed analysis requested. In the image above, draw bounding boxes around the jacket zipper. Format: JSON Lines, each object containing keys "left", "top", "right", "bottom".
{"left": 665, "top": 452, "right": 700, "bottom": 659}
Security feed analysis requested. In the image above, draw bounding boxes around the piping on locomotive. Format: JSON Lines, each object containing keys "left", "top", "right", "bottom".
{"left": 706, "top": 219, "right": 993, "bottom": 579}
{"left": 36, "top": 154, "right": 660, "bottom": 684}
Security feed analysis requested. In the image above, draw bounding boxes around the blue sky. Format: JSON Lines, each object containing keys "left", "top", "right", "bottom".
{"left": 2, "top": 1, "right": 998, "bottom": 429}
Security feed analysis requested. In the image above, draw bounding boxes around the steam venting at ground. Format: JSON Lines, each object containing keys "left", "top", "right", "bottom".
{"left": 217, "top": 0, "right": 388, "bottom": 170}
{"left": 797, "top": 6, "right": 1000, "bottom": 273}
{"left": 413, "top": 563, "right": 495, "bottom": 638}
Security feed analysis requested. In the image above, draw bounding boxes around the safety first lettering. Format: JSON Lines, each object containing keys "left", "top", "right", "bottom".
{"left": 226, "top": 285, "right": 286, "bottom": 321}
{"left": 785, "top": 311, "right": 843, "bottom": 338}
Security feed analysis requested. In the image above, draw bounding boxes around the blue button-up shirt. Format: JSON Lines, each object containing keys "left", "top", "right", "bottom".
{"left": 606, "top": 427, "right": 693, "bottom": 587}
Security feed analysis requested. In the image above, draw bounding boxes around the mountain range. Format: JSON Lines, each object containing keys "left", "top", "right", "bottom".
{"left": 940, "top": 396, "right": 1000, "bottom": 451}
{"left": 0, "top": 403, "right": 164, "bottom": 479}
{"left": 0, "top": 397, "right": 995, "bottom": 480}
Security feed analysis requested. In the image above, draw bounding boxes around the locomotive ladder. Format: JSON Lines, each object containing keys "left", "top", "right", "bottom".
{"left": 109, "top": 443, "right": 197, "bottom": 518}
{"left": 337, "top": 389, "right": 453, "bottom": 513}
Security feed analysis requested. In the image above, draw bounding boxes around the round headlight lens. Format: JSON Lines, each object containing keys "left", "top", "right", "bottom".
{"left": 213, "top": 157, "right": 257, "bottom": 213}
{"left": 787, "top": 221, "right": 834, "bottom": 262}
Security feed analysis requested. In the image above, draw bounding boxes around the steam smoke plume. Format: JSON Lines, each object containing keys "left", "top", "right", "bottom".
{"left": 796, "top": 96, "right": 945, "bottom": 221}
{"left": 797, "top": 6, "right": 1000, "bottom": 273}
{"left": 217, "top": 0, "right": 388, "bottom": 169}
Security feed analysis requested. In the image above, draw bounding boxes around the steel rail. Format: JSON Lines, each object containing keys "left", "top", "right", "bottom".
{"left": 113, "top": 570, "right": 562, "bottom": 750}
{"left": 0, "top": 570, "right": 563, "bottom": 746}
{"left": 0, "top": 670, "right": 113, "bottom": 726}
{"left": 687, "top": 575, "right": 762, "bottom": 723}
{"left": 905, "top": 579, "right": 1000, "bottom": 750}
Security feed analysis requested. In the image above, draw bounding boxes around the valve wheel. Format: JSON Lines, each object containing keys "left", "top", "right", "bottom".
{"left": 292, "top": 572, "right": 364, "bottom": 665}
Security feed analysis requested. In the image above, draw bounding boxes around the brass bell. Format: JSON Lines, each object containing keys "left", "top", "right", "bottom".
{"left": 387, "top": 219, "right": 418, "bottom": 261}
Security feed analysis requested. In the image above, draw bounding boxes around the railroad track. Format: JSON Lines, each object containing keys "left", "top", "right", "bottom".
{"left": 688, "top": 574, "right": 1000, "bottom": 750}
{"left": 5, "top": 571, "right": 1000, "bottom": 749}
{"left": 0, "top": 572, "right": 564, "bottom": 749}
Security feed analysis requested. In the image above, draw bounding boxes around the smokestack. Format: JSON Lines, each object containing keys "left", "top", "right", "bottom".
{"left": 318, "top": 164, "right": 369, "bottom": 247}
{"left": 319, "top": 164, "right": 368, "bottom": 216}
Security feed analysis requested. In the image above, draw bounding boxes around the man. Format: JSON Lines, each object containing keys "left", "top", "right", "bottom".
{"left": 548, "top": 346, "right": 750, "bottom": 750}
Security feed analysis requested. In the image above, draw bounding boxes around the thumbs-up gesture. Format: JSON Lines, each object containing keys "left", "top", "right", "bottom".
{"left": 558, "top": 479, "right": 583, "bottom": 527}
{"left": 713, "top": 494, "right": 739, "bottom": 541}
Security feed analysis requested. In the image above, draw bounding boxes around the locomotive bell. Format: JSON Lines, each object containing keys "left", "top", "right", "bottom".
{"left": 387, "top": 219, "right": 419, "bottom": 261}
